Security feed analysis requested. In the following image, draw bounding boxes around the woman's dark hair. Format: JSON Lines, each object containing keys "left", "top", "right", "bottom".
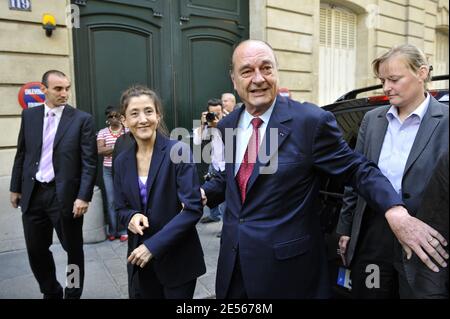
{"left": 104, "top": 105, "right": 119, "bottom": 116}
{"left": 120, "top": 85, "right": 169, "bottom": 136}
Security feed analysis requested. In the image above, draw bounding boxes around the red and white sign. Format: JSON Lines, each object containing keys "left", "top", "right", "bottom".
{"left": 18, "top": 82, "right": 45, "bottom": 109}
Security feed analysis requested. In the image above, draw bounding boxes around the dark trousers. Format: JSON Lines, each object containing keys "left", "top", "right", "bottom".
{"left": 22, "top": 182, "right": 84, "bottom": 299}
{"left": 225, "top": 251, "right": 248, "bottom": 299}
{"left": 130, "top": 262, "right": 196, "bottom": 299}
{"left": 350, "top": 207, "right": 399, "bottom": 299}
{"left": 395, "top": 254, "right": 449, "bottom": 299}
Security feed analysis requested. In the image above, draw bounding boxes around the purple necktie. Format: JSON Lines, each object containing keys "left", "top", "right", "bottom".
{"left": 40, "top": 111, "right": 56, "bottom": 182}
{"left": 236, "top": 117, "right": 263, "bottom": 203}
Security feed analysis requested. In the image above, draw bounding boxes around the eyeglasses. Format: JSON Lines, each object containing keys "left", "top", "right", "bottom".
{"left": 107, "top": 114, "right": 121, "bottom": 119}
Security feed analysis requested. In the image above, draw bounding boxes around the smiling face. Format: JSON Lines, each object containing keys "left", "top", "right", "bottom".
{"left": 123, "top": 95, "right": 160, "bottom": 143}
{"left": 231, "top": 41, "right": 279, "bottom": 116}
{"left": 377, "top": 54, "right": 428, "bottom": 110}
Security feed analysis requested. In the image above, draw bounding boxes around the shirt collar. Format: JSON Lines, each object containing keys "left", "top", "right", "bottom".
{"left": 44, "top": 103, "right": 65, "bottom": 118}
{"left": 240, "top": 97, "right": 276, "bottom": 129}
{"left": 386, "top": 93, "right": 430, "bottom": 122}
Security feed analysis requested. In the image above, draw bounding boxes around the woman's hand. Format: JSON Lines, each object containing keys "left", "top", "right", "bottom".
{"left": 128, "top": 213, "right": 149, "bottom": 235}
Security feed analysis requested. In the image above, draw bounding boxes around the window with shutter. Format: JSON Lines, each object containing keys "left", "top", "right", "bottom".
{"left": 433, "top": 30, "right": 449, "bottom": 89}
{"left": 319, "top": 4, "right": 357, "bottom": 105}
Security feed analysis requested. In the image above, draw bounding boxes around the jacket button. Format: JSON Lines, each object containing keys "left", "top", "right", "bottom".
{"left": 35, "top": 162, "right": 39, "bottom": 166}
{"left": 403, "top": 193, "right": 411, "bottom": 199}
{"left": 31, "top": 177, "right": 34, "bottom": 181}
{"left": 232, "top": 247, "right": 237, "bottom": 252}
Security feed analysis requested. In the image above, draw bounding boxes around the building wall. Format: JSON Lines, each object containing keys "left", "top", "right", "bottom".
{"left": 0, "top": 0, "right": 74, "bottom": 177}
{"left": 0, "top": 0, "right": 448, "bottom": 179}
{"left": 249, "top": 0, "right": 449, "bottom": 104}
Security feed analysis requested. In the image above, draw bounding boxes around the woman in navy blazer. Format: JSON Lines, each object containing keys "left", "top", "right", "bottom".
{"left": 114, "top": 85, "right": 206, "bottom": 298}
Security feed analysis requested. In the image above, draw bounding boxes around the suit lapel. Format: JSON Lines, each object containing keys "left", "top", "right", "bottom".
{"left": 222, "top": 106, "right": 245, "bottom": 206}
{"left": 404, "top": 97, "right": 443, "bottom": 175}
{"left": 246, "top": 97, "right": 292, "bottom": 199}
{"left": 53, "top": 105, "right": 75, "bottom": 149}
{"left": 370, "top": 109, "right": 389, "bottom": 162}
{"left": 32, "top": 105, "right": 45, "bottom": 156}
{"left": 123, "top": 145, "right": 141, "bottom": 210}
{"left": 144, "top": 133, "right": 166, "bottom": 211}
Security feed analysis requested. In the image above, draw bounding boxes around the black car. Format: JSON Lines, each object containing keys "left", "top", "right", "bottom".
{"left": 318, "top": 75, "right": 449, "bottom": 299}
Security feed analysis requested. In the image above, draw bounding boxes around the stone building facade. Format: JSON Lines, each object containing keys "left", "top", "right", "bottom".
{"left": 0, "top": 0, "right": 448, "bottom": 178}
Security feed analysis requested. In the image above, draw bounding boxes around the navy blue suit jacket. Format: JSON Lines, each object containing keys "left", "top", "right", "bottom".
{"left": 10, "top": 104, "right": 97, "bottom": 213}
{"left": 114, "top": 133, "right": 206, "bottom": 288}
{"left": 203, "top": 95, "right": 403, "bottom": 298}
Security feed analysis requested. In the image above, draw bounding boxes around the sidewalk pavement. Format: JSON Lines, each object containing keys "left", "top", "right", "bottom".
{"left": 0, "top": 215, "right": 222, "bottom": 299}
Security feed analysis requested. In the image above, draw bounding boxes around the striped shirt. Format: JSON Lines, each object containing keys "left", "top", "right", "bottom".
{"left": 97, "top": 127, "right": 125, "bottom": 167}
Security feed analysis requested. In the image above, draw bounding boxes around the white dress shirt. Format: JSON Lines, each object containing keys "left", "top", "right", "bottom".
{"left": 36, "top": 104, "right": 65, "bottom": 182}
{"left": 378, "top": 93, "right": 430, "bottom": 194}
{"left": 234, "top": 98, "right": 276, "bottom": 176}
{"left": 193, "top": 125, "right": 225, "bottom": 172}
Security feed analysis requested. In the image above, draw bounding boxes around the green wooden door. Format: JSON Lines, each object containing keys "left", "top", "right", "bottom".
{"left": 73, "top": 0, "right": 248, "bottom": 131}
{"left": 73, "top": 0, "right": 169, "bottom": 130}
{"left": 175, "top": 0, "right": 249, "bottom": 130}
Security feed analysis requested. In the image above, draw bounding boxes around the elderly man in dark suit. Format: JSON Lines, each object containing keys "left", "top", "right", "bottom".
{"left": 201, "top": 40, "right": 448, "bottom": 299}
{"left": 10, "top": 70, "right": 97, "bottom": 299}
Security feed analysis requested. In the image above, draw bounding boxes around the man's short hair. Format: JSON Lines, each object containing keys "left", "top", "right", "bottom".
{"left": 42, "top": 70, "right": 67, "bottom": 87}
{"left": 207, "top": 98, "right": 223, "bottom": 109}
{"left": 229, "top": 40, "right": 278, "bottom": 72}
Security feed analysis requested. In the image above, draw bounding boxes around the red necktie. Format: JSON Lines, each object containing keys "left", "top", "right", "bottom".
{"left": 236, "top": 117, "right": 264, "bottom": 203}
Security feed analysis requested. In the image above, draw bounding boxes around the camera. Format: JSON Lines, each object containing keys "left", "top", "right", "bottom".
{"left": 205, "top": 112, "right": 216, "bottom": 122}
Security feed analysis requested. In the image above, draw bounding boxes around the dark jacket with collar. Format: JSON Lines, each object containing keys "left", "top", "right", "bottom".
{"left": 337, "top": 96, "right": 449, "bottom": 266}
{"left": 114, "top": 133, "right": 206, "bottom": 287}
{"left": 203, "top": 95, "right": 403, "bottom": 298}
{"left": 10, "top": 104, "right": 97, "bottom": 213}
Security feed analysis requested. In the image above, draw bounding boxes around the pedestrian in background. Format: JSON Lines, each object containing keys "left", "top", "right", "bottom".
{"left": 97, "top": 105, "right": 127, "bottom": 242}
{"left": 221, "top": 92, "right": 237, "bottom": 115}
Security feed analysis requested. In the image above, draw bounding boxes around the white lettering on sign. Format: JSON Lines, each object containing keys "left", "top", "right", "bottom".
{"left": 25, "top": 89, "right": 43, "bottom": 95}
{"left": 9, "top": 0, "right": 31, "bottom": 11}
{"left": 27, "top": 102, "right": 42, "bottom": 108}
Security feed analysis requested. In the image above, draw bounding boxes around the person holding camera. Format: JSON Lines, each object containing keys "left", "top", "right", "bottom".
{"left": 193, "top": 99, "right": 225, "bottom": 226}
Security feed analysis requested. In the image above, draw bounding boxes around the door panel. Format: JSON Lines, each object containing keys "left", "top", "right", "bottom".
{"left": 180, "top": 0, "right": 242, "bottom": 21}
{"left": 177, "top": 30, "right": 238, "bottom": 130}
{"left": 88, "top": 24, "right": 160, "bottom": 129}
{"left": 175, "top": 0, "right": 248, "bottom": 130}
{"left": 73, "top": 0, "right": 167, "bottom": 130}
{"left": 103, "top": 0, "right": 163, "bottom": 12}
{"left": 73, "top": 0, "right": 248, "bottom": 132}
